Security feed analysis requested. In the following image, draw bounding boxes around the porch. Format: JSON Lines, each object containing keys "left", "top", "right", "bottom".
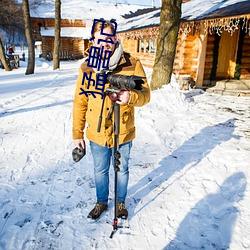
{"left": 205, "top": 79, "right": 250, "bottom": 97}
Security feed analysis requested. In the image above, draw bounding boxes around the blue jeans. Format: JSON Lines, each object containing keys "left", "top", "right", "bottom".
{"left": 90, "top": 141, "right": 132, "bottom": 205}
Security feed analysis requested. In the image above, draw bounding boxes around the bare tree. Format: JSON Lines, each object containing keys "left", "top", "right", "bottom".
{"left": 53, "top": 0, "right": 61, "bottom": 70}
{"left": 29, "top": 0, "right": 47, "bottom": 8}
{"left": 22, "top": 0, "right": 35, "bottom": 75}
{"left": 0, "top": 37, "right": 11, "bottom": 71}
{"left": 0, "top": 0, "right": 24, "bottom": 35}
{"left": 0, "top": 0, "right": 23, "bottom": 71}
{"left": 151, "top": 0, "right": 182, "bottom": 90}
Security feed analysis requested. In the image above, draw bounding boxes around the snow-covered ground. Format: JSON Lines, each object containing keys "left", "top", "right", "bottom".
{"left": 0, "top": 50, "right": 250, "bottom": 250}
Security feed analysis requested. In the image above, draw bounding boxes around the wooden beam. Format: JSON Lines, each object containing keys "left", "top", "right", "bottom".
{"left": 195, "top": 33, "right": 208, "bottom": 87}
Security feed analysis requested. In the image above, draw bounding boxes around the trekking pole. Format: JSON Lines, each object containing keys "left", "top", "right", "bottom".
{"left": 110, "top": 101, "right": 121, "bottom": 238}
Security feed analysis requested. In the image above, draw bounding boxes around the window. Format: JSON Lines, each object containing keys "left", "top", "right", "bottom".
{"left": 137, "top": 38, "right": 156, "bottom": 54}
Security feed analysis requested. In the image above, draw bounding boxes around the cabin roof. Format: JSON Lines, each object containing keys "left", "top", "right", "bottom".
{"left": 118, "top": 0, "right": 250, "bottom": 32}
{"left": 182, "top": 0, "right": 250, "bottom": 21}
{"left": 30, "top": 0, "right": 151, "bottom": 21}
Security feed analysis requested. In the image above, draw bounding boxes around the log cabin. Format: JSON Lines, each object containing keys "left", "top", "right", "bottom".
{"left": 117, "top": 0, "right": 250, "bottom": 93}
{"left": 30, "top": 1, "right": 152, "bottom": 60}
{"left": 31, "top": 18, "right": 90, "bottom": 60}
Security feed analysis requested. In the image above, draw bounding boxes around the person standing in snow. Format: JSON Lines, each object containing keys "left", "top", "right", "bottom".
{"left": 72, "top": 19, "right": 150, "bottom": 220}
{"left": 8, "top": 46, "right": 15, "bottom": 54}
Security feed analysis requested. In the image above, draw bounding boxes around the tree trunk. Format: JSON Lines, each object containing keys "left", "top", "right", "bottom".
{"left": 151, "top": 0, "right": 182, "bottom": 90}
{"left": 53, "top": 0, "right": 61, "bottom": 70}
{"left": 22, "top": 0, "right": 35, "bottom": 75}
{"left": 0, "top": 37, "right": 11, "bottom": 71}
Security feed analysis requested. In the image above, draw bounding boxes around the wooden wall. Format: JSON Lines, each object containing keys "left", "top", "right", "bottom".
{"left": 121, "top": 39, "right": 137, "bottom": 54}
{"left": 173, "top": 34, "right": 185, "bottom": 74}
{"left": 203, "top": 34, "right": 216, "bottom": 83}
{"left": 203, "top": 29, "right": 250, "bottom": 83}
{"left": 121, "top": 39, "right": 156, "bottom": 68}
{"left": 41, "top": 37, "right": 87, "bottom": 58}
{"left": 175, "top": 34, "right": 198, "bottom": 80}
{"left": 240, "top": 35, "right": 250, "bottom": 79}
{"left": 134, "top": 53, "right": 156, "bottom": 68}
{"left": 32, "top": 18, "right": 86, "bottom": 29}
{"left": 121, "top": 32, "right": 200, "bottom": 80}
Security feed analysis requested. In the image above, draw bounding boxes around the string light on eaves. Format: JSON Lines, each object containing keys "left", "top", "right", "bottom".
{"left": 179, "top": 16, "right": 250, "bottom": 37}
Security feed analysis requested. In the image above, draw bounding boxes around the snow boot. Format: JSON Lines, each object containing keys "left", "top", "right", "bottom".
{"left": 117, "top": 202, "right": 128, "bottom": 219}
{"left": 87, "top": 202, "right": 108, "bottom": 220}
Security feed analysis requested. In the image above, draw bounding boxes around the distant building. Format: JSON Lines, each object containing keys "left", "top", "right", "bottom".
{"left": 30, "top": 1, "right": 151, "bottom": 61}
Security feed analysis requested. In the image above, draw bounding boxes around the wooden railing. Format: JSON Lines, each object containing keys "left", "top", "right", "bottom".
{"left": 46, "top": 51, "right": 83, "bottom": 61}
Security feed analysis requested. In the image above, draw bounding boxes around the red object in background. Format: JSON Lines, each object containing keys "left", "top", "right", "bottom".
{"left": 8, "top": 47, "right": 14, "bottom": 54}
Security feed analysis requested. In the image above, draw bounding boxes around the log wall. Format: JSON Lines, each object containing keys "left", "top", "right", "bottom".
{"left": 32, "top": 18, "right": 86, "bottom": 29}
{"left": 178, "top": 35, "right": 198, "bottom": 79}
{"left": 203, "top": 34, "right": 216, "bottom": 81}
{"left": 173, "top": 34, "right": 185, "bottom": 74}
{"left": 240, "top": 35, "right": 250, "bottom": 79}
{"left": 41, "top": 37, "right": 86, "bottom": 59}
{"left": 172, "top": 33, "right": 199, "bottom": 82}
{"left": 121, "top": 39, "right": 156, "bottom": 68}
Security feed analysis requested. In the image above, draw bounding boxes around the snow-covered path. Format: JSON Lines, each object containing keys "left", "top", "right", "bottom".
{"left": 0, "top": 58, "right": 249, "bottom": 249}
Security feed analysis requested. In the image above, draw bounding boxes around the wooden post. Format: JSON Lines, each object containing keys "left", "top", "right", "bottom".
{"left": 139, "top": 39, "right": 142, "bottom": 53}
{"left": 144, "top": 38, "right": 147, "bottom": 54}
{"left": 155, "top": 38, "right": 158, "bottom": 52}
{"left": 195, "top": 32, "right": 207, "bottom": 87}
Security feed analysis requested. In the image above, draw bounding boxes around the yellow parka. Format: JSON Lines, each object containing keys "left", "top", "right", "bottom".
{"left": 72, "top": 52, "right": 150, "bottom": 148}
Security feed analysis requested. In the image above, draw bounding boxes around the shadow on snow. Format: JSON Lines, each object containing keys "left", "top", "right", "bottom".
{"left": 164, "top": 172, "right": 247, "bottom": 249}
{"left": 0, "top": 100, "right": 73, "bottom": 117}
{"left": 128, "top": 119, "right": 239, "bottom": 213}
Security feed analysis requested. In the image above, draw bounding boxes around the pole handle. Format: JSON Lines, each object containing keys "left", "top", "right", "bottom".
{"left": 97, "top": 116, "right": 102, "bottom": 132}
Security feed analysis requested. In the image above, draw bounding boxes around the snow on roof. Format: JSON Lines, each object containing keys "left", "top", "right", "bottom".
{"left": 89, "top": 0, "right": 161, "bottom": 7}
{"left": 118, "top": 0, "right": 250, "bottom": 32}
{"left": 40, "top": 27, "right": 92, "bottom": 39}
{"left": 182, "top": 0, "right": 250, "bottom": 21}
{"left": 30, "top": 0, "right": 151, "bottom": 21}
{"left": 118, "top": 8, "right": 160, "bottom": 32}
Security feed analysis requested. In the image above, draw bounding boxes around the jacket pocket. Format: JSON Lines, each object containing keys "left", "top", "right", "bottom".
{"left": 120, "top": 106, "right": 134, "bottom": 133}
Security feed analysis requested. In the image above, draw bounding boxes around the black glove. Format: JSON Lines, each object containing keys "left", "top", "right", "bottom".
{"left": 72, "top": 146, "right": 86, "bottom": 162}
